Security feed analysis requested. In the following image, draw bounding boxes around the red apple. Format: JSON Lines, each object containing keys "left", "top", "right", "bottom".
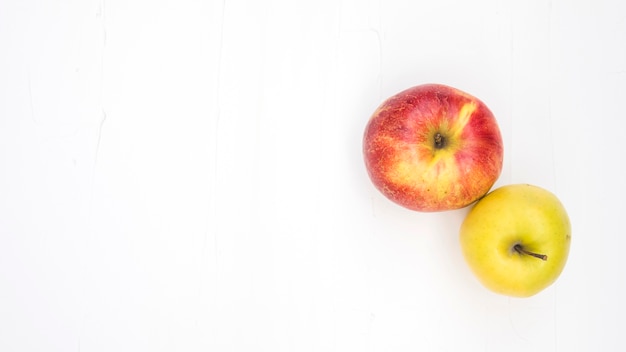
{"left": 363, "top": 83, "right": 503, "bottom": 212}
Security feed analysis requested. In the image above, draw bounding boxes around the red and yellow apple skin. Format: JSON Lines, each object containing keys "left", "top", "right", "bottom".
{"left": 363, "top": 84, "right": 503, "bottom": 212}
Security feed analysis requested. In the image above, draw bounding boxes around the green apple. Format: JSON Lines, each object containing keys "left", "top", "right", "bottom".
{"left": 459, "top": 184, "right": 571, "bottom": 297}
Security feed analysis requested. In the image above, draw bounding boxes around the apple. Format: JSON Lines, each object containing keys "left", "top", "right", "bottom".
{"left": 459, "top": 184, "right": 572, "bottom": 297}
{"left": 362, "top": 83, "right": 503, "bottom": 212}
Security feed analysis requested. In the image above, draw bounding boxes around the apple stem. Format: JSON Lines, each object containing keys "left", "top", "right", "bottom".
{"left": 514, "top": 244, "right": 548, "bottom": 261}
{"left": 434, "top": 132, "right": 445, "bottom": 149}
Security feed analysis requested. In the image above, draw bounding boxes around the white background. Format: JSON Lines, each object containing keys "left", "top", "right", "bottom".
{"left": 1, "top": 0, "right": 625, "bottom": 351}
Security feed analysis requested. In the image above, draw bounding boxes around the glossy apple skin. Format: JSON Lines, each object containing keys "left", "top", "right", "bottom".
{"left": 459, "top": 184, "right": 572, "bottom": 297}
{"left": 363, "top": 84, "right": 503, "bottom": 212}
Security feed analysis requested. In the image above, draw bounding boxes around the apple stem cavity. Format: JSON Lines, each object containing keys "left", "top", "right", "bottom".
{"left": 514, "top": 244, "right": 548, "bottom": 261}
{"left": 434, "top": 132, "right": 446, "bottom": 149}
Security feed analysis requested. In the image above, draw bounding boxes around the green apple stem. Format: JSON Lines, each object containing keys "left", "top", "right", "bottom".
{"left": 514, "top": 244, "right": 548, "bottom": 261}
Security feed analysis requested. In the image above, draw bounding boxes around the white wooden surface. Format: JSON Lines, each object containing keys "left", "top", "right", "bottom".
{"left": 1, "top": 0, "right": 625, "bottom": 351}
